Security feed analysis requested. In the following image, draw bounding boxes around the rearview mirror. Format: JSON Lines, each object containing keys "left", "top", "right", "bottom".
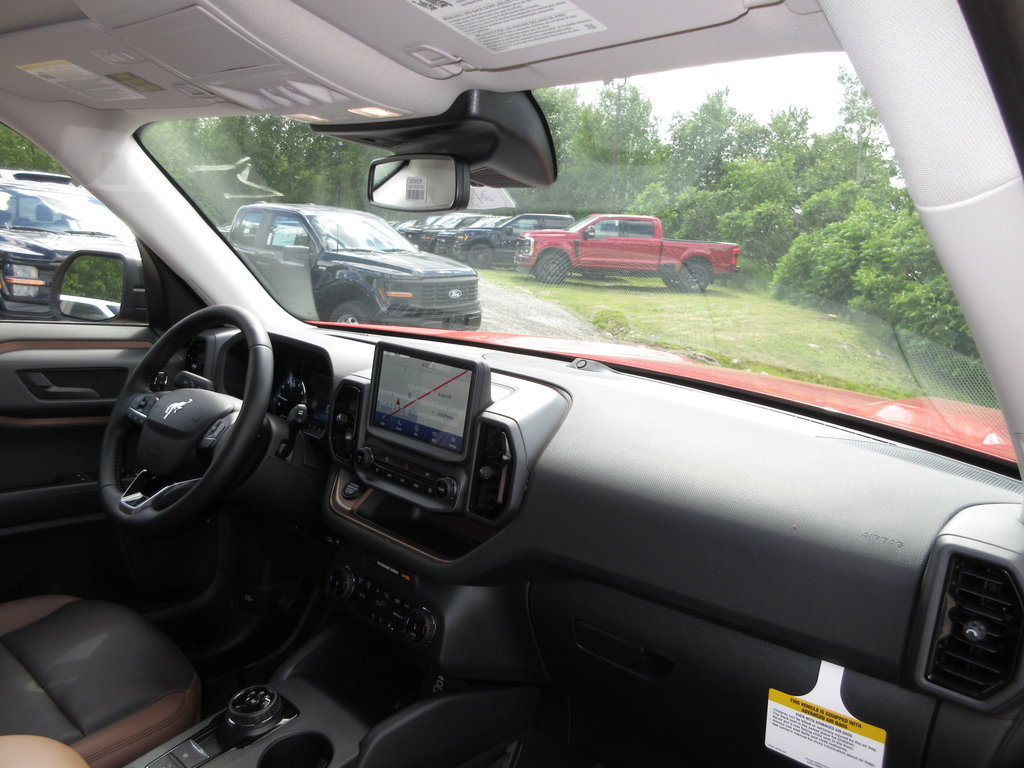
{"left": 368, "top": 155, "right": 469, "bottom": 212}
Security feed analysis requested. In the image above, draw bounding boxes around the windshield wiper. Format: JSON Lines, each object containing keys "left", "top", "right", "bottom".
{"left": 65, "top": 230, "right": 116, "bottom": 237}
{"left": 7, "top": 226, "right": 52, "bottom": 233}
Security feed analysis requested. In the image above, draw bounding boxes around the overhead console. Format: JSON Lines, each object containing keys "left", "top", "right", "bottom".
{"left": 326, "top": 342, "right": 567, "bottom": 559}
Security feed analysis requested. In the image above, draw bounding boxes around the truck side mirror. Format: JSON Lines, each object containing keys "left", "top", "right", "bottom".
{"left": 283, "top": 244, "right": 313, "bottom": 266}
{"left": 50, "top": 251, "right": 146, "bottom": 322}
{"left": 503, "top": 226, "right": 515, "bottom": 235}
{"left": 582, "top": 227, "right": 594, "bottom": 240}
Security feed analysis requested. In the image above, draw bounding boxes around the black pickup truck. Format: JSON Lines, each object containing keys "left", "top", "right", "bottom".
{"left": 449, "top": 212, "right": 574, "bottom": 268}
{"left": 0, "top": 169, "right": 140, "bottom": 315}
{"left": 227, "top": 203, "right": 481, "bottom": 329}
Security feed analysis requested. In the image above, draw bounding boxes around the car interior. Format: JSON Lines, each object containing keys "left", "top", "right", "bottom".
{"left": 2, "top": 1, "right": 1024, "bottom": 767}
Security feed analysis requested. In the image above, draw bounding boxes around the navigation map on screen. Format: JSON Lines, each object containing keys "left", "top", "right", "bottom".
{"left": 374, "top": 350, "right": 473, "bottom": 452}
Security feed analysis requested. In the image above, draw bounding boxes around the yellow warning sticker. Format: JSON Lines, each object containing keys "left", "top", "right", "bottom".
{"left": 106, "top": 72, "right": 164, "bottom": 93}
{"left": 765, "top": 663, "right": 886, "bottom": 768}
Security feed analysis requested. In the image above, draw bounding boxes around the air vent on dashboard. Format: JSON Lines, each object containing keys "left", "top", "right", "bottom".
{"left": 469, "top": 424, "right": 515, "bottom": 521}
{"left": 330, "top": 382, "right": 362, "bottom": 463}
{"left": 927, "top": 555, "right": 1024, "bottom": 699}
{"left": 185, "top": 337, "right": 207, "bottom": 374}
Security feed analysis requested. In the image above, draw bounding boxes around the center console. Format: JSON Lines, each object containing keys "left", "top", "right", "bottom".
{"left": 125, "top": 628, "right": 539, "bottom": 768}
{"left": 327, "top": 342, "right": 568, "bottom": 558}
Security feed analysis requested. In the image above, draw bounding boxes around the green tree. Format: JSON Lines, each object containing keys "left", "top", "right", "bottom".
{"left": 0, "top": 124, "right": 66, "bottom": 173}
{"left": 667, "top": 90, "right": 765, "bottom": 191}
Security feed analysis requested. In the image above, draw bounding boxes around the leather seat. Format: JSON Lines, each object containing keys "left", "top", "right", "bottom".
{"left": 0, "top": 735, "right": 91, "bottom": 768}
{"left": 0, "top": 595, "right": 200, "bottom": 768}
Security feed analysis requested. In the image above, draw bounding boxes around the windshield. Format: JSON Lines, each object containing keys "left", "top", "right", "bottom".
{"left": 139, "top": 53, "right": 1008, "bottom": 462}
{"left": 309, "top": 211, "right": 414, "bottom": 252}
{"left": 0, "top": 184, "right": 134, "bottom": 240}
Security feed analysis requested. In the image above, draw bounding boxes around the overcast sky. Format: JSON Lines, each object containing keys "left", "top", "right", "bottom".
{"left": 575, "top": 52, "right": 854, "bottom": 137}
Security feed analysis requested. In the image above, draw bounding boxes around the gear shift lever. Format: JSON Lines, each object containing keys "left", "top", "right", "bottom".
{"left": 215, "top": 685, "right": 284, "bottom": 747}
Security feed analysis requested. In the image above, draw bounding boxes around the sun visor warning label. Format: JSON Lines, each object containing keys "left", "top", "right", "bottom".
{"left": 406, "top": 0, "right": 606, "bottom": 55}
{"left": 18, "top": 60, "right": 145, "bottom": 101}
{"left": 766, "top": 662, "right": 886, "bottom": 768}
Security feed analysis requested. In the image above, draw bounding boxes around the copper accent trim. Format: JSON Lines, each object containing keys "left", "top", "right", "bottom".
{"left": 329, "top": 467, "right": 374, "bottom": 514}
{"left": 0, "top": 340, "right": 151, "bottom": 356}
{"left": 0, "top": 414, "right": 109, "bottom": 428}
{"left": 73, "top": 674, "right": 201, "bottom": 768}
{"left": 329, "top": 471, "right": 451, "bottom": 563}
{"left": 0, "top": 595, "right": 78, "bottom": 636}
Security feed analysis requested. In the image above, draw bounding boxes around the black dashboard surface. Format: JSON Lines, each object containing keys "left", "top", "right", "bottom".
{"left": 216, "top": 328, "right": 1024, "bottom": 758}
{"left": 231, "top": 332, "right": 1020, "bottom": 686}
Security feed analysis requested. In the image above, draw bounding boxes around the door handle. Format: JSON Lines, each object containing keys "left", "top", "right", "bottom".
{"left": 21, "top": 371, "right": 100, "bottom": 399}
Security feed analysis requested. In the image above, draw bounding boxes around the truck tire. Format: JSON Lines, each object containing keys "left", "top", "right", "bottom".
{"left": 467, "top": 244, "right": 495, "bottom": 269}
{"left": 329, "top": 301, "right": 371, "bottom": 324}
{"left": 535, "top": 252, "right": 571, "bottom": 285}
{"left": 662, "top": 260, "right": 712, "bottom": 293}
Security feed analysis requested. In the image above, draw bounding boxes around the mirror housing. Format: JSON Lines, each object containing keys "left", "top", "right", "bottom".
{"left": 368, "top": 155, "right": 470, "bottom": 212}
{"left": 282, "top": 244, "right": 314, "bottom": 265}
{"left": 582, "top": 227, "right": 594, "bottom": 240}
{"left": 320, "top": 90, "right": 556, "bottom": 213}
{"left": 50, "top": 251, "right": 146, "bottom": 322}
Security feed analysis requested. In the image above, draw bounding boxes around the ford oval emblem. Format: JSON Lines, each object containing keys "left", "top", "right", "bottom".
{"left": 448, "top": 289, "right": 463, "bottom": 299}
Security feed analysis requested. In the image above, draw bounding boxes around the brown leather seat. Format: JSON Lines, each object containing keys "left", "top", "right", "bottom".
{"left": 0, "top": 595, "right": 200, "bottom": 768}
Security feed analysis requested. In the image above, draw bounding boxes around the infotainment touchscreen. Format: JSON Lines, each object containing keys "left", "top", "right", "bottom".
{"left": 373, "top": 349, "right": 473, "bottom": 452}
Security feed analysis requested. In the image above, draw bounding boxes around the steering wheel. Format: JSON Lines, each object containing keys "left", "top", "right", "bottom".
{"left": 99, "top": 305, "right": 273, "bottom": 535}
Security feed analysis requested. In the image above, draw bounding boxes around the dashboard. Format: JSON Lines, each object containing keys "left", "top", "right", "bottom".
{"left": 196, "top": 326, "right": 1024, "bottom": 766}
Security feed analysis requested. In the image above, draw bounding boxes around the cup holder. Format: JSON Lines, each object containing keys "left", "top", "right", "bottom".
{"left": 257, "top": 732, "right": 333, "bottom": 768}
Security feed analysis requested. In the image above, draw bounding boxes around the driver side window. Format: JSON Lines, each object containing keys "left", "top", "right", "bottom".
{"left": 592, "top": 219, "right": 621, "bottom": 239}
{"left": 267, "top": 216, "right": 310, "bottom": 250}
{"left": 0, "top": 126, "right": 143, "bottom": 322}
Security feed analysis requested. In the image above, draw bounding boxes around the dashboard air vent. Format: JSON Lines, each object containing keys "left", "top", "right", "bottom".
{"left": 927, "top": 555, "right": 1024, "bottom": 699}
{"left": 185, "top": 337, "right": 207, "bottom": 375}
{"left": 470, "top": 424, "right": 515, "bottom": 521}
{"left": 330, "top": 382, "right": 362, "bottom": 463}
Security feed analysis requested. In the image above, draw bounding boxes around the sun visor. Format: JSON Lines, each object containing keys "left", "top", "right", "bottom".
{"left": 314, "top": 90, "right": 557, "bottom": 189}
{"left": 294, "top": 0, "right": 777, "bottom": 79}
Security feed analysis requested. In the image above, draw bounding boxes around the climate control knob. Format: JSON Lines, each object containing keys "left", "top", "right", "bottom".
{"left": 327, "top": 566, "right": 354, "bottom": 600}
{"left": 403, "top": 608, "right": 437, "bottom": 646}
{"left": 353, "top": 447, "right": 374, "bottom": 468}
{"left": 434, "top": 477, "right": 458, "bottom": 501}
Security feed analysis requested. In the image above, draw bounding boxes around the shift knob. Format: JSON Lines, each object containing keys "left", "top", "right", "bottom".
{"left": 227, "top": 685, "right": 282, "bottom": 729}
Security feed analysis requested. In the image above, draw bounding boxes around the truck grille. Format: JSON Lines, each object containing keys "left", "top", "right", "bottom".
{"left": 433, "top": 234, "right": 456, "bottom": 255}
{"left": 387, "top": 277, "right": 478, "bottom": 308}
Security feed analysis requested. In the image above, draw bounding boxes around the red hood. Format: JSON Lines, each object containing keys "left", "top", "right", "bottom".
{"left": 314, "top": 323, "right": 1014, "bottom": 464}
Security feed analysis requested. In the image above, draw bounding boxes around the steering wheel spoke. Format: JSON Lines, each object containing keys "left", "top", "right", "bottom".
{"left": 120, "top": 472, "right": 201, "bottom": 516}
{"left": 125, "top": 391, "right": 160, "bottom": 426}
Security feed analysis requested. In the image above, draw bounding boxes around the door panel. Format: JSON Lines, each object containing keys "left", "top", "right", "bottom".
{"left": 0, "top": 322, "right": 157, "bottom": 602}
{"left": 0, "top": 334, "right": 151, "bottom": 493}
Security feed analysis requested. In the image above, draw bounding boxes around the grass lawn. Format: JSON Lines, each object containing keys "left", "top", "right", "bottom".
{"left": 482, "top": 270, "right": 994, "bottom": 405}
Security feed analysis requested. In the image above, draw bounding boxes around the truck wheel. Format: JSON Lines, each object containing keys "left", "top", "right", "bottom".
{"left": 467, "top": 244, "right": 494, "bottom": 269}
{"left": 535, "top": 253, "right": 570, "bottom": 284}
{"left": 662, "top": 260, "right": 712, "bottom": 293}
{"left": 329, "top": 301, "right": 370, "bottom": 324}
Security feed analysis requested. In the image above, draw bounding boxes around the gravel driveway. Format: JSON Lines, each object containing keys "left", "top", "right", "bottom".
{"left": 477, "top": 276, "right": 605, "bottom": 340}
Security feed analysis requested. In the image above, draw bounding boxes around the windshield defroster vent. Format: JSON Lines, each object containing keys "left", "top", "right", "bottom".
{"left": 927, "top": 555, "right": 1024, "bottom": 699}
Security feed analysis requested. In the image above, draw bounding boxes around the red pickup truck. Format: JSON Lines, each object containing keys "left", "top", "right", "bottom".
{"left": 515, "top": 214, "right": 739, "bottom": 291}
